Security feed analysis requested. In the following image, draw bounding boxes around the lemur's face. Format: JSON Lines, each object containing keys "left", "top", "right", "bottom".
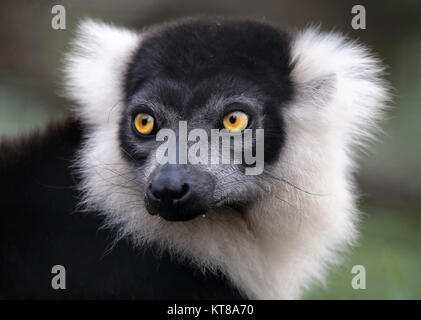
{"left": 118, "top": 21, "right": 293, "bottom": 221}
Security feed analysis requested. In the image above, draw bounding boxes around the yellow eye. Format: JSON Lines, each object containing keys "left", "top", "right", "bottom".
{"left": 134, "top": 113, "right": 155, "bottom": 135}
{"left": 223, "top": 111, "right": 249, "bottom": 132}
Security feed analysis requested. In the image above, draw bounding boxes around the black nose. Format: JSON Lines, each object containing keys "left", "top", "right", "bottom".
{"left": 145, "top": 164, "right": 214, "bottom": 221}
{"left": 150, "top": 179, "right": 190, "bottom": 203}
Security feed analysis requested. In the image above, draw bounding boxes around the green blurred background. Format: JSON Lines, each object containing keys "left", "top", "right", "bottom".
{"left": 0, "top": 0, "right": 420, "bottom": 299}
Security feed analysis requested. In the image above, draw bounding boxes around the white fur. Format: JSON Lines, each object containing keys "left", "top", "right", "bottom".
{"left": 64, "top": 20, "right": 389, "bottom": 299}
{"left": 64, "top": 19, "right": 140, "bottom": 127}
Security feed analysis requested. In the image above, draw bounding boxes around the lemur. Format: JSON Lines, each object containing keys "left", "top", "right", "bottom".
{"left": 0, "top": 17, "right": 389, "bottom": 299}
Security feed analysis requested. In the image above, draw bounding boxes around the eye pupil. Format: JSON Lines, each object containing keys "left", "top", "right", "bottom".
{"left": 229, "top": 115, "right": 236, "bottom": 124}
{"left": 141, "top": 118, "right": 148, "bottom": 126}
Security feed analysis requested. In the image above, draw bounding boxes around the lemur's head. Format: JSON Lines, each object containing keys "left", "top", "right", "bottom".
{"left": 65, "top": 17, "right": 388, "bottom": 299}
{"left": 120, "top": 19, "right": 293, "bottom": 221}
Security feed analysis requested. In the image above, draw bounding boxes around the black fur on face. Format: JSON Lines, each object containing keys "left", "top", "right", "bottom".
{"left": 119, "top": 18, "right": 294, "bottom": 221}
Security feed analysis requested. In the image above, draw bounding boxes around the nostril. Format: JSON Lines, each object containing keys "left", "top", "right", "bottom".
{"left": 150, "top": 189, "right": 160, "bottom": 201}
{"left": 178, "top": 183, "right": 189, "bottom": 199}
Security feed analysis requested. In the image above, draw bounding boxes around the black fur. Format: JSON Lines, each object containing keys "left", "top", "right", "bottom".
{"left": 0, "top": 118, "right": 242, "bottom": 299}
{"left": 122, "top": 18, "right": 294, "bottom": 166}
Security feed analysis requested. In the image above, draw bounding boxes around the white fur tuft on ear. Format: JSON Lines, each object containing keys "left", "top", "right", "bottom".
{"left": 289, "top": 28, "right": 390, "bottom": 152}
{"left": 64, "top": 19, "right": 140, "bottom": 126}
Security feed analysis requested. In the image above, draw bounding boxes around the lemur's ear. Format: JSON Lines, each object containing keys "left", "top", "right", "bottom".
{"left": 289, "top": 28, "right": 390, "bottom": 148}
{"left": 64, "top": 19, "right": 140, "bottom": 126}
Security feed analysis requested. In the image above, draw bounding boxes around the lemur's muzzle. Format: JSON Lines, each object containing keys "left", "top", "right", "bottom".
{"left": 145, "top": 164, "right": 215, "bottom": 221}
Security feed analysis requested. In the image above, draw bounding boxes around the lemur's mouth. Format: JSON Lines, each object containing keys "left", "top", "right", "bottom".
{"left": 145, "top": 200, "right": 249, "bottom": 222}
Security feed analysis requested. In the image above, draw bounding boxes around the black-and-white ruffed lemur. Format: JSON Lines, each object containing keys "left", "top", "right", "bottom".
{"left": 0, "top": 17, "right": 389, "bottom": 299}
